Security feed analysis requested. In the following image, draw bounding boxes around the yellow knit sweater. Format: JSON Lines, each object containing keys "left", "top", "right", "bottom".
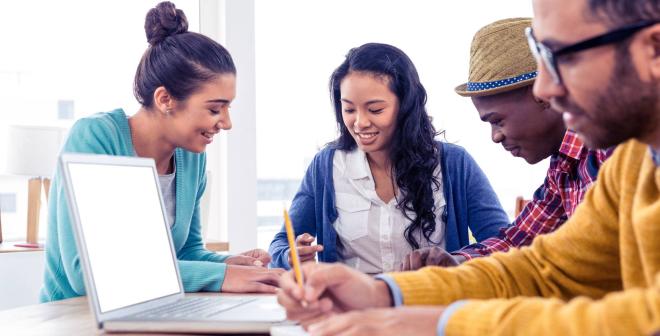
{"left": 390, "top": 139, "right": 660, "bottom": 335}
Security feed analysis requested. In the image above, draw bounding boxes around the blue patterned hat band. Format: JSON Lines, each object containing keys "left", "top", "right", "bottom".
{"left": 466, "top": 71, "right": 537, "bottom": 92}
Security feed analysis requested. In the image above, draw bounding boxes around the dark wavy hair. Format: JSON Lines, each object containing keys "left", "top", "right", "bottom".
{"left": 133, "top": 1, "right": 236, "bottom": 108}
{"left": 329, "top": 43, "right": 442, "bottom": 249}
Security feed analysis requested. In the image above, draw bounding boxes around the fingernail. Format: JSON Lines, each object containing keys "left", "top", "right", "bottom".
{"left": 253, "top": 260, "right": 263, "bottom": 267}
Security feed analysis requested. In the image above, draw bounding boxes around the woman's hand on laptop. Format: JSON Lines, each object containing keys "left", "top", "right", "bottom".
{"left": 222, "top": 265, "right": 285, "bottom": 293}
{"left": 225, "top": 249, "right": 272, "bottom": 267}
{"left": 277, "top": 263, "right": 392, "bottom": 326}
{"left": 289, "top": 233, "right": 324, "bottom": 267}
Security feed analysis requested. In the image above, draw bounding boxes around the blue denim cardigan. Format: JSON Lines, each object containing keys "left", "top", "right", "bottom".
{"left": 269, "top": 142, "right": 509, "bottom": 269}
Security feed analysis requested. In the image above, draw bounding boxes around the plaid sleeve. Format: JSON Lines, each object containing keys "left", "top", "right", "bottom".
{"left": 598, "top": 147, "right": 615, "bottom": 163}
{"left": 452, "top": 173, "right": 567, "bottom": 260}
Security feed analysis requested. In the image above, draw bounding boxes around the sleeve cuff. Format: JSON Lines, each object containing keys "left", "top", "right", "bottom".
{"left": 437, "top": 300, "right": 468, "bottom": 336}
{"left": 374, "top": 274, "right": 404, "bottom": 307}
{"left": 450, "top": 251, "right": 473, "bottom": 261}
{"left": 215, "top": 262, "right": 228, "bottom": 292}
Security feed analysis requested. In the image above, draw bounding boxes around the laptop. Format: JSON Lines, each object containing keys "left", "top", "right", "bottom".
{"left": 59, "top": 153, "right": 287, "bottom": 334}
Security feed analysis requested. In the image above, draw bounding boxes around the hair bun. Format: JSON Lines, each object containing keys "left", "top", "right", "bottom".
{"left": 145, "top": 1, "right": 189, "bottom": 45}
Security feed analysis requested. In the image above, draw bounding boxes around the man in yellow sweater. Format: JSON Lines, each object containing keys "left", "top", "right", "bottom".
{"left": 276, "top": 0, "right": 660, "bottom": 335}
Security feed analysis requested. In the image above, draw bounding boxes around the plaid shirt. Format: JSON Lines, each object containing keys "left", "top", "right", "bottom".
{"left": 453, "top": 130, "right": 614, "bottom": 260}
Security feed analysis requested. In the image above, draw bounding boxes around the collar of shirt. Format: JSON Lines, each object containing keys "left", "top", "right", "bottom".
{"left": 344, "top": 147, "right": 371, "bottom": 180}
{"left": 558, "top": 130, "right": 585, "bottom": 160}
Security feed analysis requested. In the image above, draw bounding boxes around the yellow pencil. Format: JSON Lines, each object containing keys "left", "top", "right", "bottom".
{"left": 283, "top": 207, "right": 305, "bottom": 289}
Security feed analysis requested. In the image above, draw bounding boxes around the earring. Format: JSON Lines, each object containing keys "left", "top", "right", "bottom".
{"left": 165, "top": 109, "right": 173, "bottom": 115}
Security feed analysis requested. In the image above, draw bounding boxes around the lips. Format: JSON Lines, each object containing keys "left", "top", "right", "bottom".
{"left": 201, "top": 131, "right": 217, "bottom": 144}
{"left": 354, "top": 131, "right": 379, "bottom": 146}
{"left": 503, "top": 145, "right": 521, "bottom": 157}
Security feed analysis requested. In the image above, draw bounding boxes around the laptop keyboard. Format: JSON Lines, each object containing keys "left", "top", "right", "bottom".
{"left": 133, "top": 297, "right": 256, "bottom": 319}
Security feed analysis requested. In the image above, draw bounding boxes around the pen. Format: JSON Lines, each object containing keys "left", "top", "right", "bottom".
{"left": 283, "top": 207, "right": 307, "bottom": 306}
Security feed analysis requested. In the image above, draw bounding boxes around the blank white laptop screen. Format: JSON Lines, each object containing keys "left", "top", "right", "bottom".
{"left": 67, "top": 162, "right": 181, "bottom": 313}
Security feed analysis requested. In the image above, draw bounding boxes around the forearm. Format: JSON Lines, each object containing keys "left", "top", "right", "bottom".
{"left": 178, "top": 243, "right": 228, "bottom": 263}
{"left": 392, "top": 231, "right": 618, "bottom": 306}
{"left": 268, "top": 231, "right": 293, "bottom": 270}
{"left": 394, "top": 181, "right": 622, "bottom": 305}
{"left": 55, "top": 184, "right": 87, "bottom": 295}
{"left": 457, "top": 198, "right": 568, "bottom": 260}
{"left": 451, "top": 237, "right": 515, "bottom": 261}
{"left": 444, "top": 285, "right": 660, "bottom": 336}
{"left": 373, "top": 275, "right": 397, "bottom": 307}
{"left": 178, "top": 260, "right": 227, "bottom": 292}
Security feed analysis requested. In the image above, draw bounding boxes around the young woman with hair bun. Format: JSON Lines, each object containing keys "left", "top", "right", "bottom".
{"left": 41, "top": 1, "right": 283, "bottom": 302}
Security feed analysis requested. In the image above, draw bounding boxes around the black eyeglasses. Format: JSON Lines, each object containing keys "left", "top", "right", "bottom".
{"left": 526, "top": 20, "right": 660, "bottom": 85}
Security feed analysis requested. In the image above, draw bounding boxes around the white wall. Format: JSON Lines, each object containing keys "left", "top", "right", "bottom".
{"left": 200, "top": 0, "right": 259, "bottom": 253}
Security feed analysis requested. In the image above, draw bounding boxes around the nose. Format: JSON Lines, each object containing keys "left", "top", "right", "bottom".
{"left": 491, "top": 126, "right": 504, "bottom": 144}
{"left": 533, "top": 61, "right": 566, "bottom": 108}
{"left": 355, "top": 109, "right": 371, "bottom": 129}
{"left": 217, "top": 106, "right": 232, "bottom": 130}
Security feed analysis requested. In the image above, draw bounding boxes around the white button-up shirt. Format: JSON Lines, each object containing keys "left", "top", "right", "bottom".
{"left": 332, "top": 148, "right": 446, "bottom": 274}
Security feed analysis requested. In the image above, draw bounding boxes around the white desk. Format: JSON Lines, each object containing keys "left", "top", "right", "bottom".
{"left": 0, "top": 293, "right": 272, "bottom": 335}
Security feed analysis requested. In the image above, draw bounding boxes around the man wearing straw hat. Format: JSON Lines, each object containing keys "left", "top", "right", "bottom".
{"left": 399, "top": 18, "right": 614, "bottom": 270}
{"left": 276, "top": 0, "right": 660, "bottom": 334}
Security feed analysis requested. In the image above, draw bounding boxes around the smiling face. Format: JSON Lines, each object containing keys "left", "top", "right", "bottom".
{"left": 531, "top": 0, "right": 660, "bottom": 149}
{"left": 472, "top": 86, "right": 566, "bottom": 164}
{"left": 339, "top": 71, "right": 400, "bottom": 156}
{"left": 166, "top": 74, "right": 236, "bottom": 153}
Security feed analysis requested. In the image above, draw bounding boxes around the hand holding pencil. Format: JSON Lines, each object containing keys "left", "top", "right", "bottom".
{"left": 283, "top": 208, "right": 305, "bottom": 290}
{"left": 279, "top": 206, "right": 394, "bottom": 328}
{"left": 276, "top": 262, "right": 394, "bottom": 328}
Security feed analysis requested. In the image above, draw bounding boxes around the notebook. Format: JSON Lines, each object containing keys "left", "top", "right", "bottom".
{"left": 59, "top": 153, "right": 286, "bottom": 334}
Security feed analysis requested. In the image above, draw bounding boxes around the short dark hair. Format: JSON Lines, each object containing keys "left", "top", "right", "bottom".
{"left": 329, "top": 43, "right": 442, "bottom": 249}
{"left": 586, "top": 0, "right": 660, "bottom": 26}
{"left": 133, "top": 1, "right": 236, "bottom": 108}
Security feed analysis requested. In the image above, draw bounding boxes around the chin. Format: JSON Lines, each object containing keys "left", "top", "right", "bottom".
{"left": 184, "top": 145, "right": 206, "bottom": 153}
{"left": 357, "top": 144, "right": 385, "bottom": 154}
{"left": 576, "top": 131, "right": 620, "bottom": 150}
{"left": 582, "top": 137, "right": 618, "bottom": 150}
{"left": 522, "top": 151, "right": 552, "bottom": 164}
{"left": 524, "top": 156, "right": 545, "bottom": 165}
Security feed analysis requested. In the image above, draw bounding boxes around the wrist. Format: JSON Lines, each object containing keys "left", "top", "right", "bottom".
{"left": 373, "top": 279, "right": 394, "bottom": 308}
{"left": 454, "top": 255, "right": 467, "bottom": 264}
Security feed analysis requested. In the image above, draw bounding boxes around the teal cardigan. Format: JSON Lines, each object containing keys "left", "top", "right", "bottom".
{"left": 40, "top": 109, "right": 229, "bottom": 302}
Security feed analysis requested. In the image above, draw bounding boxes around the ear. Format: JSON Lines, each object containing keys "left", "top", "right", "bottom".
{"left": 534, "top": 96, "right": 551, "bottom": 110}
{"left": 644, "top": 24, "right": 660, "bottom": 81}
{"left": 153, "top": 86, "right": 173, "bottom": 116}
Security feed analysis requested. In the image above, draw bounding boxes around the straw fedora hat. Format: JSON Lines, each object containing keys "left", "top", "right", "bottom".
{"left": 455, "top": 18, "right": 537, "bottom": 97}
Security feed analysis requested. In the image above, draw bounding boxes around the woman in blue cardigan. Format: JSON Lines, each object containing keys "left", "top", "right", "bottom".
{"left": 269, "top": 43, "right": 509, "bottom": 274}
{"left": 41, "top": 2, "right": 282, "bottom": 302}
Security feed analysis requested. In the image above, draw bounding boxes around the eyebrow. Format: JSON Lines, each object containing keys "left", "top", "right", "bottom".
{"left": 340, "top": 98, "right": 387, "bottom": 105}
{"left": 205, "top": 99, "right": 231, "bottom": 104}
{"left": 480, "top": 112, "right": 499, "bottom": 122}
